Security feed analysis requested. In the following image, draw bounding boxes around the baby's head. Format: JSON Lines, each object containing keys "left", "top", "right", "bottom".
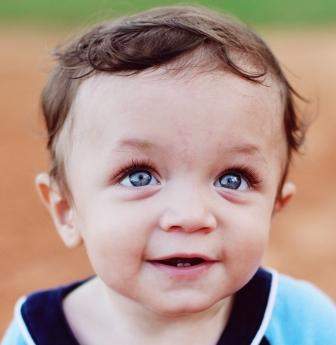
{"left": 36, "top": 6, "right": 305, "bottom": 316}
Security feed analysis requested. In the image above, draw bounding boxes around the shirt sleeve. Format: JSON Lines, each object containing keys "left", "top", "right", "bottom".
{"left": 265, "top": 274, "right": 336, "bottom": 345}
{"left": 1, "top": 320, "right": 27, "bottom": 345}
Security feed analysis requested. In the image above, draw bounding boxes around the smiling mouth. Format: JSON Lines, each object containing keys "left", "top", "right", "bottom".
{"left": 149, "top": 257, "right": 207, "bottom": 268}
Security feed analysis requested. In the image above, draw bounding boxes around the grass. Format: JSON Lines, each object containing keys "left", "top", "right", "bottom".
{"left": 0, "top": 0, "right": 335, "bottom": 27}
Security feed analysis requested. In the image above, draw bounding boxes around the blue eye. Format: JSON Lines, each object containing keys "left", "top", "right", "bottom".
{"left": 214, "top": 173, "right": 249, "bottom": 191}
{"left": 120, "top": 170, "right": 159, "bottom": 187}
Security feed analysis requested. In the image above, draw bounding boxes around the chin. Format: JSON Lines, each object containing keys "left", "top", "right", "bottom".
{"left": 147, "top": 292, "right": 224, "bottom": 317}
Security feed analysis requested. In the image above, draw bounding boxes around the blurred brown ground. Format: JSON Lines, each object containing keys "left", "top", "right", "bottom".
{"left": 1, "top": 28, "right": 335, "bottom": 335}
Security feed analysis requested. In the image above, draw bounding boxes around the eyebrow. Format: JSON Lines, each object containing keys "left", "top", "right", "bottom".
{"left": 114, "top": 138, "right": 157, "bottom": 151}
{"left": 218, "top": 143, "right": 267, "bottom": 165}
{"left": 113, "top": 137, "right": 266, "bottom": 163}
{"left": 225, "top": 144, "right": 262, "bottom": 156}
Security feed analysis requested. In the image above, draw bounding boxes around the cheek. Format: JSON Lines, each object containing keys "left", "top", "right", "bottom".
{"left": 224, "top": 226, "right": 268, "bottom": 270}
{"left": 220, "top": 203, "right": 272, "bottom": 273}
{"left": 75, "top": 201, "right": 152, "bottom": 285}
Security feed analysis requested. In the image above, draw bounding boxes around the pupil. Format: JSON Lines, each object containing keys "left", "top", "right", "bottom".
{"left": 220, "top": 174, "right": 241, "bottom": 189}
{"left": 129, "top": 171, "right": 151, "bottom": 187}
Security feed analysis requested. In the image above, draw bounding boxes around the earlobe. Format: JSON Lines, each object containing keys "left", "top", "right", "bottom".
{"left": 273, "top": 181, "right": 296, "bottom": 214}
{"left": 35, "top": 172, "right": 82, "bottom": 248}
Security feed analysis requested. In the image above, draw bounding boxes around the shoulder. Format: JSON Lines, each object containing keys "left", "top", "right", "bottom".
{"left": 2, "top": 277, "right": 94, "bottom": 345}
{"left": 265, "top": 271, "right": 336, "bottom": 345}
{"left": 1, "top": 319, "right": 27, "bottom": 345}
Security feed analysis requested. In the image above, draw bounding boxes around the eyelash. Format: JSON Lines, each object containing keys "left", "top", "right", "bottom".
{"left": 219, "top": 165, "right": 262, "bottom": 189}
{"left": 113, "top": 158, "right": 158, "bottom": 183}
{"left": 112, "top": 158, "right": 262, "bottom": 189}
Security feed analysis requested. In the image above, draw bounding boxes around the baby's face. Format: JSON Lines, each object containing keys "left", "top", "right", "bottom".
{"left": 65, "top": 69, "right": 286, "bottom": 315}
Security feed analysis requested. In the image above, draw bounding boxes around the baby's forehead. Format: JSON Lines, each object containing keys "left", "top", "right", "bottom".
{"left": 73, "top": 68, "right": 284, "bottom": 135}
{"left": 66, "top": 69, "right": 286, "bottom": 170}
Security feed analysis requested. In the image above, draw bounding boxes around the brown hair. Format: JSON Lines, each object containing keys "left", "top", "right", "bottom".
{"left": 41, "top": 5, "right": 306, "bottom": 198}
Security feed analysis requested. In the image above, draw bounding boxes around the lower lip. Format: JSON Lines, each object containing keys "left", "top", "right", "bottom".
{"left": 148, "top": 261, "right": 216, "bottom": 280}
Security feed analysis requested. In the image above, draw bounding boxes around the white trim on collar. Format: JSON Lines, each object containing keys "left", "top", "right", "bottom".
{"left": 14, "top": 296, "right": 37, "bottom": 345}
{"left": 251, "top": 267, "right": 279, "bottom": 345}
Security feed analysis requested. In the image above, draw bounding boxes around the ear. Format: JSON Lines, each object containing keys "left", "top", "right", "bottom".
{"left": 273, "top": 181, "right": 296, "bottom": 214}
{"left": 35, "top": 172, "right": 82, "bottom": 248}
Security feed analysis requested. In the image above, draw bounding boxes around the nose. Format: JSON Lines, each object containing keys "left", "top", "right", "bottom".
{"left": 158, "top": 187, "right": 217, "bottom": 234}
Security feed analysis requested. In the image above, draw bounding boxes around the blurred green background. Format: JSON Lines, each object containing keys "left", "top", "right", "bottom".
{"left": 0, "top": 0, "right": 335, "bottom": 27}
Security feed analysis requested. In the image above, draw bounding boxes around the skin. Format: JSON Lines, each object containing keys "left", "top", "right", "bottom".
{"left": 36, "top": 68, "right": 295, "bottom": 345}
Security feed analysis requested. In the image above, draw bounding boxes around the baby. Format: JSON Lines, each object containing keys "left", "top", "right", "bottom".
{"left": 2, "top": 5, "right": 336, "bottom": 345}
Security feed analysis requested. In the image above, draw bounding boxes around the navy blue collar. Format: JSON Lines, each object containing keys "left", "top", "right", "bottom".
{"left": 20, "top": 278, "right": 88, "bottom": 345}
{"left": 20, "top": 268, "right": 273, "bottom": 345}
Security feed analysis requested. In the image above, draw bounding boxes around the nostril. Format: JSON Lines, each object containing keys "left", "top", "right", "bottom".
{"left": 159, "top": 208, "right": 217, "bottom": 234}
{"left": 167, "top": 226, "right": 182, "bottom": 232}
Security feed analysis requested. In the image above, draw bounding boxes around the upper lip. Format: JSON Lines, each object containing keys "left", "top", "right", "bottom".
{"left": 148, "top": 253, "right": 217, "bottom": 262}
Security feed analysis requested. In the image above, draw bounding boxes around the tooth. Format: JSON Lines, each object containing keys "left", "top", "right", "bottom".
{"left": 177, "top": 262, "right": 191, "bottom": 267}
